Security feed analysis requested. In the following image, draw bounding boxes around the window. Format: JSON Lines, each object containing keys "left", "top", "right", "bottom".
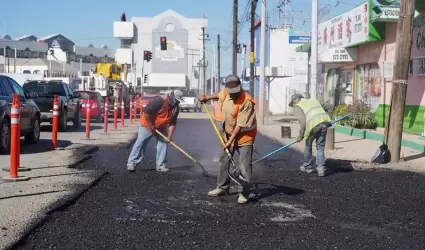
{"left": 23, "top": 81, "right": 66, "bottom": 96}
{"left": 7, "top": 77, "right": 26, "bottom": 98}
{"left": 413, "top": 57, "right": 425, "bottom": 76}
{"left": 0, "top": 77, "right": 9, "bottom": 96}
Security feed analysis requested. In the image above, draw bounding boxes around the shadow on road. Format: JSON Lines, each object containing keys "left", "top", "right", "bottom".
{"left": 19, "top": 139, "right": 72, "bottom": 154}
{"left": 41, "top": 124, "right": 103, "bottom": 133}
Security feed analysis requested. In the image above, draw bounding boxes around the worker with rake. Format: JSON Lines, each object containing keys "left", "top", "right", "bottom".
{"left": 199, "top": 75, "right": 257, "bottom": 204}
{"left": 126, "top": 90, "right": 184, "bottom": 172}
{"left": 289, "top": 94, "right": 332, "bottom": 177}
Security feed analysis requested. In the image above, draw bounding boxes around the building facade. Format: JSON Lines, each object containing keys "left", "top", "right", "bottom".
{"left": 1, "top": 34, "right": 115, "bottom": 76}
{"left": 113, "top": 10, "right": 207, "bottom": 91}
{"left": 304, "top": 0, "right": 425, "bottom": 135}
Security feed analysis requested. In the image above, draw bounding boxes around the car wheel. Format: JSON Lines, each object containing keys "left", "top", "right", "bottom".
{"left": 0, "top": 119, "right": 10, "bottom": 154}
{"left": 73, "top": 108, "right": 82, "bottom": 128}
{"left": 58, "top": 110, "right": 68, "bottom": 132}
{"left": 25, "top": 116, "right": 40, "bottom": 144}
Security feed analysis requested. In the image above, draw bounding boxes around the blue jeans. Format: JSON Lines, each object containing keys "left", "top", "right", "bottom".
{"left": 303, "top": 123, "right": 329, "bottom": 167}
{"left": 127, "top": 125, "right": 168, "bottom": 168}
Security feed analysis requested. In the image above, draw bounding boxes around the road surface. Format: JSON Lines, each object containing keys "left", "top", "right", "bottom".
{"left": 12, "top": 113, "right": 425, "bottom": 250}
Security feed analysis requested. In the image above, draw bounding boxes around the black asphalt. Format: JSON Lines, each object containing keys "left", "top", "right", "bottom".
{"left": 13, "top": 118, "right": 425, "bottom": 250}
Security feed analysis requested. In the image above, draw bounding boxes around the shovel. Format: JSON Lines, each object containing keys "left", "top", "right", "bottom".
{"left": 155, "top": 129, "right": 210, "bottom": 177}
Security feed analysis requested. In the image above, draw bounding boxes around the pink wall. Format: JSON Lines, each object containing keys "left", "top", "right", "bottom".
{"left": 407, "top": 17, "right": 425, "bottom": 106}
{"left": 356, "top": 23, "right": 397, "bottom": 105}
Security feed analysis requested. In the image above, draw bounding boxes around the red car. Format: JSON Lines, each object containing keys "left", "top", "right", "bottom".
{"left": 75, "top": 91, "right": 104, "bottom": 122}
{"left": 134, "top": 94, "right": 156, "bottom": 113}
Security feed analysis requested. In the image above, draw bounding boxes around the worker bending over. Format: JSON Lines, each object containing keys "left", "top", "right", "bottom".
{"left": 289, "top": 94, "right": 332, "bottom": 177}
{"left": 199, "top": 75, "right": 257, "bottom": 204}
{"left": 127, "top": 90, "right": 183, "bottom": 172}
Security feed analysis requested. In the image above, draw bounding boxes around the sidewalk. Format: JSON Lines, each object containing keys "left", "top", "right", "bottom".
{"left": 0, "top": 119, "right": 138, "bottom": 250}
{"left": 259, "top": 117, "right": 425, "bottom": 173}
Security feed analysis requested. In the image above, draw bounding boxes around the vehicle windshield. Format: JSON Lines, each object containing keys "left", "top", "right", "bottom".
{"left": 23, "top": 81, "right": 65, "bottom": 96}
{"left": 76, "top": 91, "right": 96, "bottom": 100}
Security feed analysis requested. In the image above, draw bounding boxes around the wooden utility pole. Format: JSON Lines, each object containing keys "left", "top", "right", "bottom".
{"left": 250, "top": 0, "right": 257, "bottom": 96}
{"left": 387, "top": 0, "right": 416, "bottom": 162}
{"left": 202, "top": 26, "right": 206, "bottom": 94}
{"left": 217, "top": 33, "right": 221, "bottom": 91}
{"left": 232, "top": 0, "right": 238, "bottom": 75}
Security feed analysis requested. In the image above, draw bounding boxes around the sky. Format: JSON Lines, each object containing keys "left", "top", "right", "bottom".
{"left": 2, "top": 0, "right": 366, "bottom": 76}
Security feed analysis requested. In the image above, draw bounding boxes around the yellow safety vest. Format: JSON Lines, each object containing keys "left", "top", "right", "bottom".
{"left": 295, "top": 99, "right": 331, "bottom": 138}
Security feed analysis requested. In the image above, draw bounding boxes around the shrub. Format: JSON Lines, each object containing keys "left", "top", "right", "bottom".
{"left": 320, "top": 101, "right": 334, "bottom": 118}
{"left": 345, "top": 101, "right": 376, "bottom": 129}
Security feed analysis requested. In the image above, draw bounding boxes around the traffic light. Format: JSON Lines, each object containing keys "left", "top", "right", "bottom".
{"left": 143, "top": 50, "right": 152, "bottom": 62}
{"left": 160, "top": 36, "right": 167, "bottom": 50}
{"left": 137, "top": 77, "right": 141, "bottom": 86}
{"left": 144, "top": 74, "right": 148, "bottom": 83}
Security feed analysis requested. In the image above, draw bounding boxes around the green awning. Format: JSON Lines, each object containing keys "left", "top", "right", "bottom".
{"left": 295, "top": 42, "right": 311, "bottom": 53}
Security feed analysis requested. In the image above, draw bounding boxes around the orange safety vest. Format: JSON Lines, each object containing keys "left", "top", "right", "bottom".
{"left": 140, "top": 94, "right": 175, "bottom": 129}
{"left": 218, "top": 89, "right": 257, "bottom": 145}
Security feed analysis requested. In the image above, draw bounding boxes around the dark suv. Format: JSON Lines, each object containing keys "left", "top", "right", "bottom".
{"left": 0, "top": 75, "right": 41, "bottom": 153}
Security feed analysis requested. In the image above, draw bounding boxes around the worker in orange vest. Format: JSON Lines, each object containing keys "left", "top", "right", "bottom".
{"left": 199, "top": 75, "right": 257, "bottom": 204}
{"left": 127, "top": 90, "right": 184, "bottom": 172}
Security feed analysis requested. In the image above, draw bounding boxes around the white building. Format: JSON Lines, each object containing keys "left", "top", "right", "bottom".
{"left": 113, "top": 10, "right": 207, "bottom": 91}
{"left": 0, "top": 34, "right": 115, "bottom": 76}
{"left": 268, "top": 28, "right": 310, "bottom": 115}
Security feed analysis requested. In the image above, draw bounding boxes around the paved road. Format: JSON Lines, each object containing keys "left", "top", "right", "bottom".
{"left": 12, "top": 114, "right": 425, "bottom": 250}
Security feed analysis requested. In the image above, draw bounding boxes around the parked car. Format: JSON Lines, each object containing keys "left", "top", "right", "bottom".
{"left": 180, "top": 89, "right": 201, "bottom": 112}
{"left": 22, "top": 80, "right": 82, "bottom": 132}
{"left": 74, "top": 90, "right": 104, "bottom": 122}
{"left": 0, "top": 75, "right": 41, "bottom": 153}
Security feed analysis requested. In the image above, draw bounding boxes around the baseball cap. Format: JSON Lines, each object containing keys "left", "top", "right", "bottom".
{"left": 225, "top": 75, "right": 241, "bottom": 85}
{"left": 172, "top": 90, "right": 184, "bottom": 102}
{"left": 289, "top": 93, "right": 303, "bottom": 107}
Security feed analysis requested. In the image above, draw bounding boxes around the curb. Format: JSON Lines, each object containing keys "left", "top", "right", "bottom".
{"left": 5, "top": 171, "right": 109, "bottom": 250}
{"left": 334, "top": 125, "right": 425, "bottom": 153}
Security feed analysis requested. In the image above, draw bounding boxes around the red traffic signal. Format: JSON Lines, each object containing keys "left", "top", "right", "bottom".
{"left": 160, "top": 36, "right": 167, "bottom": 51}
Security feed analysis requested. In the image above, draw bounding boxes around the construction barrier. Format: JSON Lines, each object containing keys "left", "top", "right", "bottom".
{"left": 104, "top": 97, "right": 109, "bottom": 133}
{"left": 85, "top": 97, "right": 91, "bottom": 139}
{"left": 2, "top": 94, "right": 30, "bottom": 181}
{"left": 132, "top": 98, "right": 136, "bottom": 120}
{"left": 129, "top": 97, "right": 133, "bottom": 123}
{"left": 113, "top": 97, "right": 118, "bottom": 130}
{"left": 51, "top": 95, "right": 59, "bottom": 149}
{"left": 120, "top": 99, "right": 125, "bottom": 127}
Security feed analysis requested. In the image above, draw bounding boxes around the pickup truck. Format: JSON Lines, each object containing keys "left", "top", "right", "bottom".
{"left": 0, "top": 75, "right": 41, "bottom": 153}
{"left": 22, "top": 80, "right": 82, "bottom": 132}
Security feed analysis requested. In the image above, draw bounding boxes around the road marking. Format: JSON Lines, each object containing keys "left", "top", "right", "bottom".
{"left": 261, "top": 201, "right": 316, "bottom": 222}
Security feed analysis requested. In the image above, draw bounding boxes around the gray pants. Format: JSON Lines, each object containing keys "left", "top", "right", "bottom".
{"left": 217, "top": 145, "right": 253, "bottom": 194}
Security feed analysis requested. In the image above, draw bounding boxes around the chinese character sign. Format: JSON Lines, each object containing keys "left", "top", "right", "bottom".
{"left": 318, "top": 3, "right": 369, "bottom": 54}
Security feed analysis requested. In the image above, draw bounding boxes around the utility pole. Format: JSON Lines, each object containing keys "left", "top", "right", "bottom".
{"left": 217, "top": 33, "right": 221, "bottom": 92}
{"left": 387, "top": 0, "right": 416, "bottom": 163}
{"left": 310, "top": 0, "right": 318, "bottom": 99}
{"left": 258, "top": 0, "right": 266, "bottom": 125}
{"left": 250, "top": 0, "right": 257, "bottom": 96}
{"left": 200, "top": 26, "right": 209, "bottom": 94}
{"left": 232, "top": 0, "right": 238, "bottom": 75}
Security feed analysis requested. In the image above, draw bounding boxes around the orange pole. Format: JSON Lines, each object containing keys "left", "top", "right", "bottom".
{"left": 129, "top": 96, "right": 133, "bottom": 123}
{"left": 132, "top": 98, "right": 136, "bottom": 121}
{"left": 121, "top": 99, "right": 125, "bottom": 127}
{"left": 85, "top": 97, "right": 91, "bottom": 139}
{"left": 113, "top": 97, "right": 118, "bottom": 129}
{"left": 9, "top": 94, "right": 20, "bottom": 178}
{"left": 139, "top": 98, "right": 143, "bottom": 118}
{"left": 51, "top": 95, "right": 59, "bottom": 149}
{"left": 104, "top": 97, "right": 109, "bottom": 133}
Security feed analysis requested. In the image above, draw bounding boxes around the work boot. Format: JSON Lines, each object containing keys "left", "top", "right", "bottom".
{"left": 300, "top": 164, "right": 315, "bottom": 174}
{"left": 237, "top": 194, "right": 249, "bottom": 204}
{"left": 317, "top": 166, "right": 328, "bottom": 177}
{"left": 207, "top": 188, "right": 228, "bottom": 197}
{"left": 156, "top": 164, "right": 170, "bottom": 172}
{"left": 127, "top": 163, "right": 135, "bottom": 172}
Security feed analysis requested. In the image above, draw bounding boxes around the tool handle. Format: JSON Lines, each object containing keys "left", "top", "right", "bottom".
{"left": 155, "top": 129, "right": 197, "bottom": 163}
{"left": 203, "top": 103, "right": 226, "bottom": 146}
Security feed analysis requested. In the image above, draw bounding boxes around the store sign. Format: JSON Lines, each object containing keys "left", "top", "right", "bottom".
{"left": 319, "top": 47, "right": 357, "bottom": 62}
{"left": 288, "top": 36, "right": 311, "bottom": 44}
{"left": 370, "top": 1, "right": 420, "bottom": 22}
{"left": 318, "top": 3, "right": 369, "bottom": 54}
{"left": 412, "top": 14, "right": 425, "bottom": 57}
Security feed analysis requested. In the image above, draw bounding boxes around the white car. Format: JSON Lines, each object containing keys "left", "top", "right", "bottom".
{"left": 180, "top": 97, "right": 201, "bottom": 112}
